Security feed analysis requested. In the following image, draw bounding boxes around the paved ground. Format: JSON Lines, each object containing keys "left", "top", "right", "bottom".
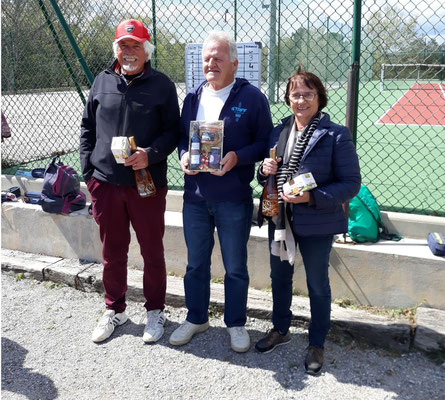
{"left": 2, "top": 271, "right": 445, "bottom": 400}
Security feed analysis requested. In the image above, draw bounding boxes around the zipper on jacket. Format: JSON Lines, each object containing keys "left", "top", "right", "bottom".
{"left": 300, "top": 128, "right": 327, "bottom": 167}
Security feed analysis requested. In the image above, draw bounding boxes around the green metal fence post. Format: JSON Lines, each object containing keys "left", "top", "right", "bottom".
{"left": 47, "top": 0, "right": 94, "bottom": 86}
{"left": 234, "top": 0, "right": 237, "bottom": 41}
{"left": 276, "top": 0, "right": 281, "bottom": 98}
{"left": 325, "top": 16, "right": 330, "bottom": 83}
{"left": 440, "top": 50, "right": 444, "bottom": 81}
{"left": 345, "top": 0, "right": 362, "bottom": 146}
{"left": 342, "top": 0, "right": 362, "bottom": 234}
{"left": 151, "top": 0, "right": 157, "bottom": 68}
{"left": 267, "top": 0, "right": 277, "bottom": 103}
{"left": 37, "top": 0, "right": 86, "bottom": 104}
{"left": 306, "top": 6, "right": 310, "bottom": 68}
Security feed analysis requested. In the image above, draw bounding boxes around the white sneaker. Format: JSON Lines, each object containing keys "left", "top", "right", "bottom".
{"left": 227, "top": 326, "right": 250, "bottom": 352}
{"left": 169, "top": 320, "right": 209, "bottom": 346}
{"left": 143, "top": 309, "right": 166, "bottom": 343}
{"left": 91, "top": 310, "right": 128, "bottom": 343}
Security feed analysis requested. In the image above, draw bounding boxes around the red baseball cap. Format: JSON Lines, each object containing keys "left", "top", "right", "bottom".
{"left": 115, "top": 19, "right": 150, "bottom": 43}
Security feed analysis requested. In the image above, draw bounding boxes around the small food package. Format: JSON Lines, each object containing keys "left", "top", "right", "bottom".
{"left": 111, "top": 137, "right": 131, "bottom": 164}
{"left": 283, "top": 172, "right": 317, "bottom": 197}
{"left": 188, "top": 121, "right": 224, "bottom": 172}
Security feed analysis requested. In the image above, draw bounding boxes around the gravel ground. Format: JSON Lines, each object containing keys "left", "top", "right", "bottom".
{"left": 2, "top": 271, "right": 445, "bottom": 400}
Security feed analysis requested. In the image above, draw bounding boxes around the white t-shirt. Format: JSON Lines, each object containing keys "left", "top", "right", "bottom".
{"left": 196, "top": 80, "right": 235, "bottom": 121}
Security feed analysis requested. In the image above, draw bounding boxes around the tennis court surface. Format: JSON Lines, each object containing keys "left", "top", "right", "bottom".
{"left": 377, "top": 83, "right": 445, "bottom": 126}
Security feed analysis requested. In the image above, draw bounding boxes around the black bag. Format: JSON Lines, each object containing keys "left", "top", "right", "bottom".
{"left": 40, "top": 156, "right": 86, "bottom": 215}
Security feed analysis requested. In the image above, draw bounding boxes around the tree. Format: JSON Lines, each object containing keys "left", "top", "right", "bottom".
{"left": 276, "top": 27, "right": 349, "bottom": 84}
{"left": 363, "top": 5, "right": 440, "bottom": 79}
{"left": 1, "top": 0, "right": 88, "bottom": 91}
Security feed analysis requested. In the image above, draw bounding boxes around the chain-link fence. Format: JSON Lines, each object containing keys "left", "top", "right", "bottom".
{"left": 2, "top": 0, "right": 444, "bottom": 216}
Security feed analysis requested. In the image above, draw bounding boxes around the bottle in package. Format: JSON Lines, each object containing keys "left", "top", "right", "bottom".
{"left": 128, "top": 136, "right": 156, "bottom": 198}
{"left": 188, "top": 121, "right": 223, "bottom": 171}
{"left": 261, "top": 147, "right": 279, "bottom": 217}
{"left": 189, "top": 130, "right": 201, "bottom": 169}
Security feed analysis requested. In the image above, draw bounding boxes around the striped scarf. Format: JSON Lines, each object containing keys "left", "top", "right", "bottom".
{"left": 274, "top": 111, "right": 322, "bottom": 239}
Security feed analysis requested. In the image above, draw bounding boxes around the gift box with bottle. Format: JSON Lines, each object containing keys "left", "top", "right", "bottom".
{"left": 188, "top": 121, "right": 224, "bottom": 172}
{"left": 283, "top": 172, "right": 317, "bottom": 197}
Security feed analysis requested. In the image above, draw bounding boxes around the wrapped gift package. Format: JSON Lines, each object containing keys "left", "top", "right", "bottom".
{"left": 188, "top": 121, "right": 224, "bottom": 172}
{"left": 283, "top": 172, "right": 317, "bottom": 197}
{"left": 111, "top": 137, "right": 131, "bottom": 164}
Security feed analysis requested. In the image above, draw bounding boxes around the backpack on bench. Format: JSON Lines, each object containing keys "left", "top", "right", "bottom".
{"left": 348, "top": 184, "right": 401, "bottom": 243}
{"left": 40, "top": 156, "right": 86, "bottom": 215}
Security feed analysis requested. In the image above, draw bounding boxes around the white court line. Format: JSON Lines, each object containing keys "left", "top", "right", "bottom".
{"left": 439, "top": 82, "right": 445, "bottom": 99}
{"left": 376, "top": 88, "right": 411, "bottom": 124}
{"left": 374, "top": 122, "right": 445, "bottom": 127}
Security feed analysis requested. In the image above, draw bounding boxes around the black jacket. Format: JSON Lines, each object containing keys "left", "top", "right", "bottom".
{"left": 80, "top": 60, "right": 180, "bottom": 187}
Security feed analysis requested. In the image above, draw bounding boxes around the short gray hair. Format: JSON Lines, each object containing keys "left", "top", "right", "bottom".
{"left": 203, "top": 31, "right": 238, "bottom": 62}
{"left": 112, "top": 40, "right": 155, "bottom": 62}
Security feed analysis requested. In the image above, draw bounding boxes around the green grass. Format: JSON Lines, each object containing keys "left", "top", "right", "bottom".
{"left": 334, "top": 297, "right": 418, "bottom": 326}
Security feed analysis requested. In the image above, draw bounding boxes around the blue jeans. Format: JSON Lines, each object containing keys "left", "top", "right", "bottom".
{"left": 183, "top": 200, "right": 253, "bottom": 327}
{"left": 268, "top": 221, "right": 333, "bottom": 348}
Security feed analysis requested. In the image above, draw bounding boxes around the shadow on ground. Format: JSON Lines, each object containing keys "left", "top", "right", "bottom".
{"left": 2, "top": 337, "right": 58, "bottom": 400}
{"left": 104, "top": 315, "right": 415, "bottom": 396}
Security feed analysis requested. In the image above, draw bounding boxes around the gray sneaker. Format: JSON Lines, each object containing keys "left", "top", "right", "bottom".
{"left": 227, "top": 326, "right": 250, "bottom": 353}
{"left": 143, "top": 309, "right": 166, "bottom": 343}
{"left": 91, "top": 310, "right": 128, "bottom": 343}
{"left": 304, "top": 345, "right": 324, "bottom": 375}
{"left": 255, "top": 328, "right": 291, "bottom": 353}
{"left": 169, "top": 320, "right": 209, "bottom": 346}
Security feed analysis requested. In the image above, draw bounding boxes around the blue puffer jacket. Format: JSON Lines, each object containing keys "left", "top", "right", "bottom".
{"left": 267, "top": 113, "right": 361, "bottom": 236}
{"left": 178, "top": 78, "right": 273, "bottom": 202}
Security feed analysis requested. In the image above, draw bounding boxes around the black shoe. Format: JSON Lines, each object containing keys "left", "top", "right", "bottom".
{"left": 304, "top": 345, "right": 324, "bottom": 375}
{"left": 255, "top": 328, "right": 291, "bottom": 354}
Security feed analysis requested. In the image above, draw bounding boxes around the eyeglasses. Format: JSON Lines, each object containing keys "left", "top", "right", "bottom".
{"left": 289, "top": 92, "right": 317, "bottom": 102}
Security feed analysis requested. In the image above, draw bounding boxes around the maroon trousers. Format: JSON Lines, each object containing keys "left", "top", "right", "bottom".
{"left": 87, "top": 178, "right": 167, "bottom": 313}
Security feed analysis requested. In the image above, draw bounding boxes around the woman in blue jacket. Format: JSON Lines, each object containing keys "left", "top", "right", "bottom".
{"left": 255, "top": 67, "right": 361, "bottom": 375}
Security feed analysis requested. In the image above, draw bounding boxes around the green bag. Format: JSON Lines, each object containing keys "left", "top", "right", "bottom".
{"left": 348, "top": 185, "right": 402, "bottom": 243}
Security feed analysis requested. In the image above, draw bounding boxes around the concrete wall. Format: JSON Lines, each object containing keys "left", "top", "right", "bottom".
{"left": 3, "top": 174, "right": 445, "bottom": 239}
{"left": 2, "top": 174, "right": 445, "bottom": 310}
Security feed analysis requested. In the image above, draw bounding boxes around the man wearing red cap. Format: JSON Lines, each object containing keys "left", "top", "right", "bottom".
{"left": 80, "top": 19, "right": 180, "bottom": 344}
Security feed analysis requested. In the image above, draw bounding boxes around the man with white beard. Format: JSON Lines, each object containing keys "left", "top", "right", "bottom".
{"left": 80, "top": 19, "right": 180, "bottom": 344}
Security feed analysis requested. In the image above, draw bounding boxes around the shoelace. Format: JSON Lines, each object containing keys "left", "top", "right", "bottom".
{"left": 144, "top": 311, "right": 165, "bottom": 330}
{"left": 177, "top": 321, "right": 193, "bottom": 333}
{"left": 232, "top": 327, "right": 246, "bottom": 337}
{"left": 98, "top": 313, "right": 117, "bottom": 328}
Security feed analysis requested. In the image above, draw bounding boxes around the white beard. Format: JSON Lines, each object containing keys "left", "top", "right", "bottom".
{"left": 122, "top": 62, "right": 138, "bottom": 72}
